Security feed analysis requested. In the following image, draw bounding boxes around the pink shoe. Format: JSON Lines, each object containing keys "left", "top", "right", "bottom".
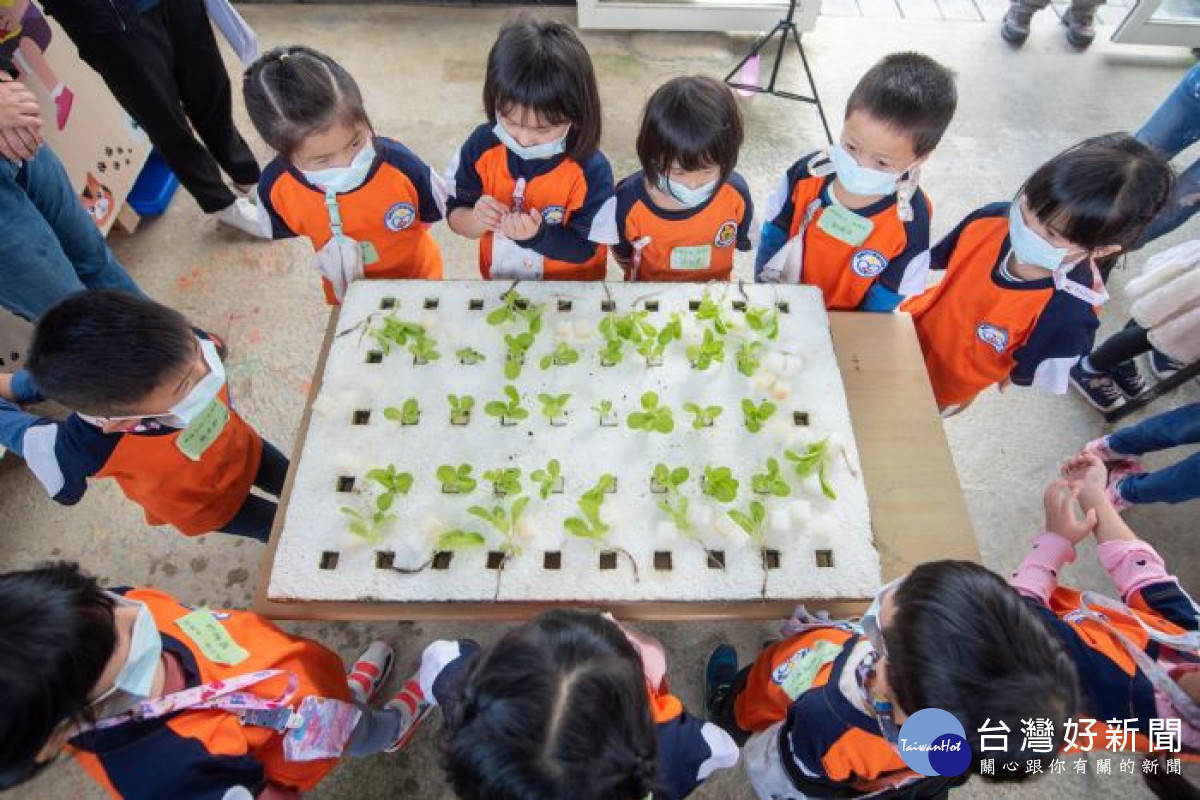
{"left": 1108, "top": 458, "right": 1148, "bottom": 487}
{"left": 384, "top": 671, "right": 433, "bottom": 753}
{"left": 346, "top": 640, "right": 394, "bottom": 704}
{"left": 1082, "top": 436, "right": 1145, "bottom": 473}
{"left": 1106, "top": 477, "right": 1134, "bottom": 512}
{"left": 54, "top": 86, "right": 74, "bottom": 130}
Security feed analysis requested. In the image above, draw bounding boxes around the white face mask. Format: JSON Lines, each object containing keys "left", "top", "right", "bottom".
{"left": 829, "top": 144, "right": 906, "bottom": 197}
{"left": 860, "top": 577, "right": 903, "bottom": 657}
{"left": 493, "top": 121, "right": 569, "bottom": 161}
{"left": 93, "top": 596, "right": 163, "bottom": 708}
{"left": 105, "top": 338, "right": 226, "bottom": 429}
{"left": 302, "top": 140, "right": 376, "bottom": 194}
{"left": 1008, "top": 200, "right": 1075, "bottom": 273}
{"left": 656, "top": 174, "right": 718, "bottom": 208}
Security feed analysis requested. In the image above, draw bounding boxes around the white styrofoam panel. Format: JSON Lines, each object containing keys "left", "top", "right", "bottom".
{"left": 269, "top": 280, "right": 880, "bottom": 604}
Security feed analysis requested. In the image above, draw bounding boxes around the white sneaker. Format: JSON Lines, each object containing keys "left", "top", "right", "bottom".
{"left": 213, "top": 197, "right": 269, "bottom": 239}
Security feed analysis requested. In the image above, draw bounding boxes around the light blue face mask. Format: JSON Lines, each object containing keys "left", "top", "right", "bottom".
{"left": 860, "top": 577, "right": 903, "bottom": 657}
{"left": 493, "top": 121, "right": 569, "bottom": 161}
{"left": 1008, "top": 200, "right": 1072, "bottom": 272}
{"left": 94, "top": 597, "right": 163, "bottom": 705}
{"left": 301, "top": 140, "right": 376, "bottom": 194}
{"left": 656, "top": 174, "right": 719, "bottom": 208}
{"left": 829, "top": 144, "right": 905, "bottom": 197}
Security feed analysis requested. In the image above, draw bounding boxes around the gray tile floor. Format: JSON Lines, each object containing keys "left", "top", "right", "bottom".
{"left": 848, "top": 0, "right": 1133, "bottom": 22}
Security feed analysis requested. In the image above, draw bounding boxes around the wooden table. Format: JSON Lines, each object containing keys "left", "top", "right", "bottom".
{"left": 253, "top": 310, "right": 978, "bottom": 621}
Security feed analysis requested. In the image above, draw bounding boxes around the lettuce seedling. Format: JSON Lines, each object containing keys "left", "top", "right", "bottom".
{"left": 537, "top": 392, "right": 571, "bottom": 423}
{"left": 742, "top": 399, "right": 778, "bottom": 433}
{"left": 447, "top": 394, "right": 474, "bottom": 425}
{"left": 702, "top": 466, "right": 739, "bottom": 504}
{"left": 487, "top": 290, "right": 543, "bottom": 334}
{"left": 687, "top": 329, "right": 725, "bottom": 371}
{"left": 484, "top": 385, "right": 529, "bottom": 424}
{"left": 456, "top": 346, "right": 485, "bottom": 365}
{"left": 437, "top": 463, "right": 477, "bottom": 494}
{"left": 483, "top": 467, "right": 522, "bottom": 497}
{"left": 745, "top": 304, "right": 780, "bottom": 340}
{"left": 751, "top": 457, "right": 791, "bottom": 497}
{"left": 695, "top": 292, "right": 732, "bottom": 335}
{"left": 563, "top": 474, "right": 615, "bottom": 541}
{"left": 408, "top": 332, "right": 440, "bottom": 364}
{"left": 503, "top": 332, "right": 535, "bottom": 379}
{"left": 531, "top": 459, "right": 563, "bottom": 499}
{"left": 339, "top": 506, "right": 393, "bottom": 545}
{"left": 785, "top": 438, "right": 837, "bottom": 500}
{"left": 682, "top": 402, "right": 722, "bottom": 429}
{"left": 365, "top": 464, "right": 413, "bottom": 512}
{"left": 540, "top": 341, "right": 580, "bottom": 370}
{"left": 593, "top": 399, "right": 618, "bottom": 426}
{"left": 367, "top": 315, "right": 425, "bottom": 357}
{"left": 383, "top": 398, "right": 420, "bottom": 426}
{"left": 627, "top": 391, "right": 674, "bottom": 434}
{"left": 737, "top": 340, "right": 763, "bottom": 378}
{"left": 652, "top": 463, "right": 692, "bottom": 536}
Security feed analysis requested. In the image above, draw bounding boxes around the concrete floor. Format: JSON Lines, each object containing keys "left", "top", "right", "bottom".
{"left": 4, "top": 6, "right": 1198, "bottom": 799}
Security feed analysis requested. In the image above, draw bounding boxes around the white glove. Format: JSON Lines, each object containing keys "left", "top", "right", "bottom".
{"left": 313, "top": 236, "right": 364, "bottom": 301}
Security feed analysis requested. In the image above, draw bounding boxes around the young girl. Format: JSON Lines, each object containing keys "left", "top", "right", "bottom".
{"left": 705, "top": 561, "right": 1078, "bottom": 797}
{"left": 396, "top": 609, "right": 738, "bottom": 800}
{"left": 613, "top": 76, "right": 753, "bottom": 282}
{"left": 0, "top": 562, "right": 419, "bottom": 796}
{"left": 243, "top": 46, "right": 446, "bottom": 304}
{"left": 445, "top": 17, "right": 617, "bottom": 281}
{"left": 1017, "top": 455, "right": 1198, "bottom": 771}
{"left": 901, "top": 134, "right": 1173, "bottom": 413}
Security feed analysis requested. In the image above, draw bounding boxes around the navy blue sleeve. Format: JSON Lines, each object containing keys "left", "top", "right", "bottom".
{"left": 256, "top": 158, "right": 299, "bottom": 240}
{"left": 654, "top": 709, "right": 730, "bottom": 800}
{"left": 519, "top": 151, "right": 616, "bottom": 263}
{"left": 1134, "top": 580, "right": 1200, "bottom": 632}
{"left": 927, "top": 202, "right": 1010, "bottom": 273}
{"left": 377, "top": 137, "right": 444, "bottom": 223}
{"left": 425, "top": 639, "right": 482, "bottom": 708}
{"left": 445, "top": 124, "right": 493, "bottom": 212}
{"left": 0, "top": 399, "right": 47, "bottom": 456}
{"left": 1010, "top": 285, "right": 1099, "bottom": 388}
{"left": 729, "top": 172, "right": 755, "bottom": 252}
{"left": 0, "top": 413, "right": 113, "bottom": 504}
{"left": 612, "top": 172, "right": 641, "bottom": 261}
{"left": 876, "top": 188, "right": 932, "bottom": 293}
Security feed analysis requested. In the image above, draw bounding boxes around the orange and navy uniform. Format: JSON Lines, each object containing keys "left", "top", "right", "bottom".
{"left": 756, "top": 152, "right": 932, "bottom": 311}
{"left": 445, "top": 123, "right": 618, "bottom": 280}
{"left": 0, "top": 332, "right": 264, "bottom": 536}
{"left": 259, "top": 136, "right": 445, "bottom": 303}
{"left": 417, "top": 638, "right": 737, "bottom": 800}
{"left": 730, "top": 628, "right": 922, "bottom": 795}
{"left": 901, "top": 203, "right": 1100, "bottom": 408}
{"left": 68, "top": 587, "right": 352, "bottom": 799}
{"left": 613, "top": 170, "right": 754, "bottom": 282}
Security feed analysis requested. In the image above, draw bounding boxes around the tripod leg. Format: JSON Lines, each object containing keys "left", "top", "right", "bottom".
{"left": 725, "top": 24, "right": 785, "bottom": 84}
{"left": 792, "top": 26, "right": 833, "bottom": 144}
{"left": 765, "top": 23, "right": 789, "bottom": 94}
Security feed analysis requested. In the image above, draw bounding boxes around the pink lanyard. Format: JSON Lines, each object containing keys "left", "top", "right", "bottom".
{"left": 78, "top": 669, "right": 298, "bottom": 733}
{"left": 1053, "top": 261, "right": 1110, "bottom": 306}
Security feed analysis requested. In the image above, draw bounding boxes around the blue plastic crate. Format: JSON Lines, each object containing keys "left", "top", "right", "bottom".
{"left": 127, "top": 150, "right": 179, "bottom": 216}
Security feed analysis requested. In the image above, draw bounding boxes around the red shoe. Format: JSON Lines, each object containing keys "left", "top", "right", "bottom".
{"left": 384, "top": 672, "right": 433, "bottom": 753}
{"left": 346, "top": 640, "right": 394, "bottom": 704}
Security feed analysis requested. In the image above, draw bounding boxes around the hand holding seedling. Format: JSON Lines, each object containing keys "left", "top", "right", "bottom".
{"left": 500, "top": 208, "right": 542, "bottom": 242}
{"left": 473, "top": 195, "right": 507, "bottom": 231}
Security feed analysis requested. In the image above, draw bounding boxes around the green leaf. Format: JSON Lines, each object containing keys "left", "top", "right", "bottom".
{"left": 436, "top": 465, "right": 456, "bottom": 483}
{"left": 818, "top": 464, "right": 838, "bottom": 500}
{"left": 670, "top": 467, "right": 690, "bottom": 486}
{"left": 539, "top": 354, "right": 553, "bottom": 370}
{"left": 504, "top": 359, "right": 521, "bottom": 380}
{"left": 365, "top": 468, "right": 390, "bottom": 486}
{"left": 727, "top": 510, "right": 755, "bottom": 537}
{"left": 511, "top": 495, "right": 530, "bottom": 522}
{"left": 383, "top": 407, "right": 402, "bottom": 421}
{"left": 510, "top": 407, "right": 529, "bottom": 420}
{"left": 641, "top": 391, "right": 659, "bottom": 410}
{"left": 563, "top": 517, "right": 596, "bottom": 539}
{"left": 438, "top": 530, "right": 486, "bottom": 550}
{"left": 653, "top": 413, "right": 674, "bottom": 434}
{"left": 377, "top": 492, "right": 394, "bottom": 512}
{"left": 628, "top": 412, "right": 648, "bottom": 430}
{"left": 484, "top": 401, "right": 508, "bottom": 418}
{"left": 487, "top": 307, "right": 512, "bottom": 326}
{"left": 394, "top": 473, "right": 413, "bottom": 494}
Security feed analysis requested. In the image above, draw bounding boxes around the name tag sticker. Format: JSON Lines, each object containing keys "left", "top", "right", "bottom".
{"left": 816, "top": 203, "right": 875, "bottom": 246}
{"left": 175, "top": 399, "right": 229, "bottom": 462}
{"left": 669, "top": 245, "right": 712, "bottom": 272}
{"left": 176, "top": 608, "right": 249, "bottom": 666}
{"left": 358, "top": 240, "right": 380, "bottom": 266}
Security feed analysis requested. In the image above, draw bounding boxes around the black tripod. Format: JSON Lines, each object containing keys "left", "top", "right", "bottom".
{"left": 725, "top": 0, "right": 832, "bottom": 144}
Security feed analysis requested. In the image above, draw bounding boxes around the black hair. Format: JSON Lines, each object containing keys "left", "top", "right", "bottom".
{"left": 27, "top": 290, "right": 196, "bottom": 416}
{"left": 637, "top": 76, "right": 744, "bottom": 188}
{"left": 243, "top": 45, "right": 372, "bottom": 159}
{"left": 1021, "top": 133, "right": 1174, "bottom": 253}
{"left": 845, "top": 52, "right": 957, "bottom": 157}
{"left": 441, "top": 609, "right": 658, "bottom": 800}
{"left": 483, "top": 16, "right": 603, "bottom": 163}
{"left": 0, "top": 563, "right": 116, "bottom": 789}
{"left": 885, "top": 561, "right": 1080, "bottom": 782}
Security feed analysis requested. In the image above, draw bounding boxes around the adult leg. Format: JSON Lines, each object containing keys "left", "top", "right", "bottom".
{"left": 1137, "top": 157, "right": 1200, "bottom": 247}
{"left": 1108, "top": 402, "right": 1200, "bottom": 456}
{"left": 69, "top": 9, "right": 237, "bottom": 213}
{"left": 253, "top": 439, "right": 290, "bottom": 497}
{"left": 1119, "top": 453, "right": 1200, "bottom": 505}
{"left": 160, "top": 0, "right": 259, "bottom": 187}
{"left": 216, "top": 494, "right": 276, "bottom": 542}
{"left": 16, "top": 145, "right": 142, "bottom": 297}
{"left": 1134, "top": 64, "right": 1200, "bottom": 247}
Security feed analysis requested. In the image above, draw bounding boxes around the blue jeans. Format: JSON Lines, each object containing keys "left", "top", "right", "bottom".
{"left": 1136, "top": 63, "right": 1200, "bottom": 246}
{"left": 0, "top": 146, "right": 141, "bottom": 321}
{"left": 1109, "top": 402, "right": 1200, "bottom": 505}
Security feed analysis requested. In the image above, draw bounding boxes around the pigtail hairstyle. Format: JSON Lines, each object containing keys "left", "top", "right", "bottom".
{"left": 483, "top": 16, "right": 603, "bottom": 163}
{"left": 884, "top": 560, "right": 1081, "bottom": 782}
{"left": 0, "top": 563, "right": 117, "bottom": 789}
{"left": 243, "top": 45, "right": 372, "bottom": 159}
{"left": 440, "top": 609, "right": 659, "bottom": 800}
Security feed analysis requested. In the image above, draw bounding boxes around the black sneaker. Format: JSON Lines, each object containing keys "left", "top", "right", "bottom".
{"left": 1001, "top": 6, "right": 1034, "bottom": 45}
{"left": 1070, "top": 361, "right": 1125, "bottom": 412}
{"left": 705, "top": 644, "right": 738, "bottom": 720}
{"left": 1062, "top": 8, "right": 1096, "bottom": 48}
{"left": 1149, "top": 349, "right": 1185, "bottom": 380}
{"left": 1110, "top": 359, "right": 1147, "bottom": 398}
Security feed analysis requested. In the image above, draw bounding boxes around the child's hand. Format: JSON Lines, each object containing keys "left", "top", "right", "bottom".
{"left": 0, "top": 372, "right": 15, "bottom": 402}
{"left": 1043, "top": 479, "right": 1097, "bottom": 545}
{"left": 500, "top": 208, "right": 542, "bottom": 242}
{"left": 1062, "top": 451, "right": 1107, "bottom": 502}
{"left": 473, "top": 195, "right": 506, "bottom": 232}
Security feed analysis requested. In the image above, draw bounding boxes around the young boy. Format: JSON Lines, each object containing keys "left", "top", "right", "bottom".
{"left": 0, "top": 561, "right": 416, "bottom": 796}
{"left": 706, "top": 560, "right": 1079, "bottom": 797}
{"left": 0, "top": 290, "right": 285, "bottom": 542}
{"left": 755, "top": 52, "right": 957, "bottom": 312}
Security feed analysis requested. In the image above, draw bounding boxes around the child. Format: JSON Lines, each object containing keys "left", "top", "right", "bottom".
{"left": 1076, "top": 405, "right": 1200, "bottom": 510}
{"left": 0, "top": 561, "right": 418, "bottom": 796}
{"left": 445, "top": 17, "right": 617, "bottom": 281}
{"left": 1014, "top": 454, "right": 1198, "bottom": 762}
{"left": 902, "top": 134, "right": 1173, "bottom": 414}
{"left": 0, "top": 291, "right": 285, "bottom": 542}
{"left": 244, "top": 46, "right": 446, "bottom": 304}
{"left": 614, "top": 75, "right": 754, "bottom": 282}
{"left": 756, "top": 52, "right": 957, "bottom": 312}
{"left": 403, "top": 609, "right": 738, "bottom": 800}
{"left": 706, "top": 560, "right": 1079, "bottom": 797}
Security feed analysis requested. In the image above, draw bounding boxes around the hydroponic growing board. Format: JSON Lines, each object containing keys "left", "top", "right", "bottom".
{"left": 268, "top": 280, "right": 881, "bottom": 605}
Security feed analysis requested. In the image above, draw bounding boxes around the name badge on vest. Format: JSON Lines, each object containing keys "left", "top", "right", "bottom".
{"left": 358, "top": 240, "right": 380, "bottom": 266}
{"left": 669, "top": 245, "right": 712, "bottom": 272}
{"left": 176, "top": 398, "right": 230, "bottom": 462}
{"left": 816, "top": 202, "right": 874, "bottom": 247}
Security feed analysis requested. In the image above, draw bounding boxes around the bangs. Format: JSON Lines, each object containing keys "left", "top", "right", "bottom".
{"left": 491, "top": 74, "right": 577, "bottom": 128}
